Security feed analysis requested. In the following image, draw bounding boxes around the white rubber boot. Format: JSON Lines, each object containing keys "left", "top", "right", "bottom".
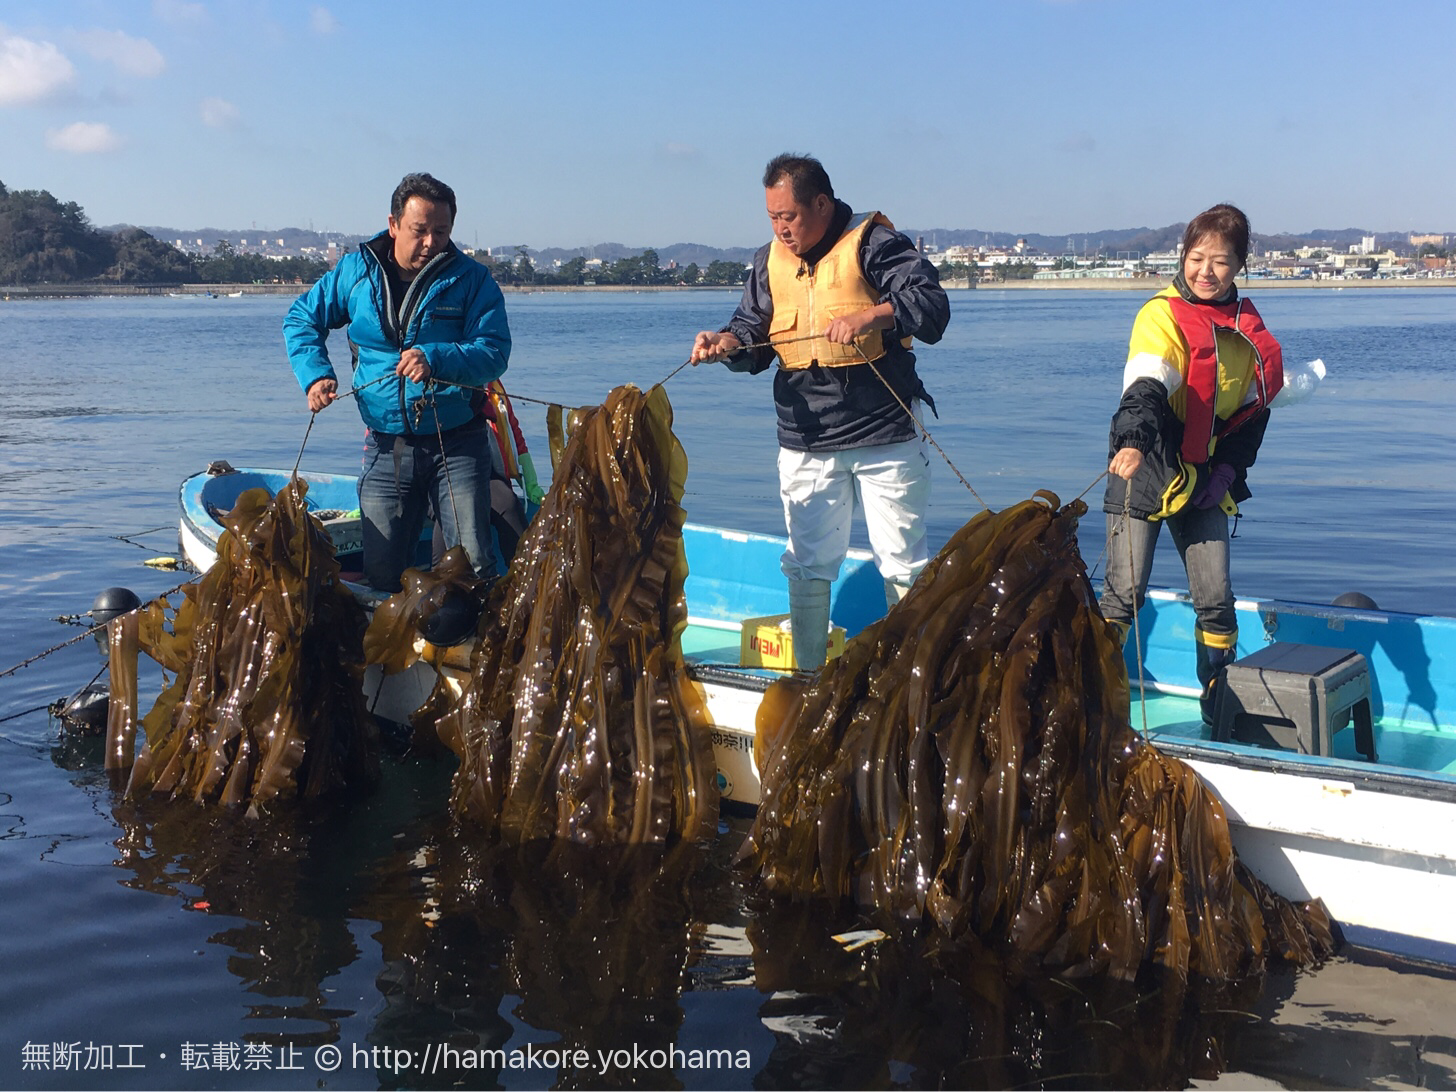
{"left": 787, "top": 578, "right": 831, "bottom": 671}
{"left": 884, "top": 578, "right": 913, "bottom": 609}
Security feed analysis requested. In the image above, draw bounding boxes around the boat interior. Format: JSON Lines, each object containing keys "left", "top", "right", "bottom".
{"left": 183, "top": 469, "right": 1456, "bottom": 784}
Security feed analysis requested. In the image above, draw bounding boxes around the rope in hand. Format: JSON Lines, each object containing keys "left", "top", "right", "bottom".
{"left": 1116, "top": 476, "right": 1150, "bottom": 738}
{"left": 692, "top": 332, "right": 993, "bottom": 510}
{"left": 424, "top": 383, "right": 463, "bottom": 540}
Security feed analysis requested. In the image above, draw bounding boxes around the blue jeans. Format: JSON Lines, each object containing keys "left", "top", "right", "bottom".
{"left": 358, "top": 420, "right": 498, "bottom": 592}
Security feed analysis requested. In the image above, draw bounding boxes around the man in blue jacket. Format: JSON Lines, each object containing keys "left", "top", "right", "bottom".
{"left": 284, "top": 172, "right": 511, "bottom": 592}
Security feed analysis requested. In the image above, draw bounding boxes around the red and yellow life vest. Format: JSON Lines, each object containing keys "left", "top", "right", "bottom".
{"left": 1167, "top": 294, "right": 1284, "bottom": 465}
{"left": 764, "top": 212, "right": 913, "bottom": 369}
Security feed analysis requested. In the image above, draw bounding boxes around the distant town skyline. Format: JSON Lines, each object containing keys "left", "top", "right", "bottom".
{"left": 2, "top": 0, "right": 1452, "bottom": 249}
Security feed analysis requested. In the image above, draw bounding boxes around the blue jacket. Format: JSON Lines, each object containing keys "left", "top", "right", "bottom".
{"left": 284, "top": 234, "right": 511, "bottom": 436}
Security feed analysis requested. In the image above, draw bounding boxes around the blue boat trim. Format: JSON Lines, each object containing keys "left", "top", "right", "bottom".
{"left": 1152, "top": 736, "right": 1456, "bottom": 803}
{"left": 1339, "top": 924, "right": 1456, "bottom": 970}
{"left": 179, "top": 466, "right": 1456, "bottom": 966}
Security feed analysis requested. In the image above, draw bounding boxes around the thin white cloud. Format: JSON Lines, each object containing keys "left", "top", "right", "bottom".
{"left": 1059, "top": 132, "right": 1097, "bottom": 154}
{"left": 76, "top": 29, "right": 166, "bottom": 79}
{"left": 153, "top": 0, "right": 207, "bottom": 28}
{"left": 199, "top": 96, "right": 239, "bottom": 128}
{"left": 658, "top": 140, "right": 701, "bottom": 162}
{"left": 310, "top": 7, "right": 339, "bottom": 34}
{"left": 46, "top": 121, "right": 123, "bottom": 154}
{"left": 0, "top": 33, "right": 77, "bottom": 106}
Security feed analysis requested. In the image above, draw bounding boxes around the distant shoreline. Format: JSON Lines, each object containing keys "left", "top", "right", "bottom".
{"left": 0, "top": 282, "right": 746, "bottom": 300}
{"left": 5, "top": 277, "right": 1454, "bottom": 300}
{"left": 983, "top": 276, "right": 1456, "bottom": 291}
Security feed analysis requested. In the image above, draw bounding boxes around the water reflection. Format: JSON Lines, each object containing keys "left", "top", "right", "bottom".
{"left": 745, "top": 888, "right": 1256, "bottom": 1089}
{"left": 32, "top": 713, "right": 1452, "bottom": 1089}
{"left": 364, "top": 827, "right": 710, "bottom": 1089}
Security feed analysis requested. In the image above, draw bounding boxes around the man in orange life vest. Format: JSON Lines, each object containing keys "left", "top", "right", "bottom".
{"left": 690, "top": 154, "right": 950, "bottom": 670}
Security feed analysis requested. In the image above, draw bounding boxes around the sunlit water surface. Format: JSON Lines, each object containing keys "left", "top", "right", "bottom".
{"left": 1, "top": 289, "right": 1454, "bottom": 1090}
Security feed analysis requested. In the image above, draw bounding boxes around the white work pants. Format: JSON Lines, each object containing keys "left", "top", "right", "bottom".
{"left": 777, "top": 434, "right": 931, "bottom": 585}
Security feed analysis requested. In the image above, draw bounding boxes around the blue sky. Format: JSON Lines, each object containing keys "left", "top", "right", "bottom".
{"left": 2, "top": 0, "right": 1452, "bottom": 248}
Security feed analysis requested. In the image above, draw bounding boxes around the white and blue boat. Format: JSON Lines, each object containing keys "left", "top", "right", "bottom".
{"left": 177, "top": 464, "right": 1456, "bottom": 966}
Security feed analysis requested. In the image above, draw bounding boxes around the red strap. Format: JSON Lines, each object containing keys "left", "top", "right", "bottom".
{"left": 1167, "top": 295, "right": 1284, "bottom": 464}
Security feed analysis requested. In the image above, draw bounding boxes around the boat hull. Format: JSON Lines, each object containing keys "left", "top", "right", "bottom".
{"left": 176, "top": 465, "right": 1456, "bottom": 965}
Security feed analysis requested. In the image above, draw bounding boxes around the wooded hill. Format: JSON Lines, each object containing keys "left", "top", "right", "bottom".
{"left": 0, "top": 182, "right": 327, "bottom": 285}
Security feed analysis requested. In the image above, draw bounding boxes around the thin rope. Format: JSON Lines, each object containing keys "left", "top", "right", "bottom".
{"left": 0, "top": 579, "right": 193, "bottom": 680}
{"left": 335, "top": 374, "right": 393, "bottom": 401}
{"left": 1119, "top": 477, "right": 1150, "bottom": 737}
{"left": 6, "top": 661, "right": 114, "bottom": 727}
{"left": 425, "top": 383, "right": 463, "bottom": 537}
{"left": 654, "top": 358, "right": 694, "bottom": 388}
{"left": 0, "top": 701, "right": 54, "bottom": 725}
{"left": 1075, "top": 469, "right": 1108, "bottom": 503}
{"left": 858, "top": 351, "right": 989, "bottom": 511}
{"left": 291, "top": 411, "right": 316, "bottom": 480}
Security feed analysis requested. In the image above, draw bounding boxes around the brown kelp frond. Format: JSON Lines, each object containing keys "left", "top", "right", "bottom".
{"left": 434, "top": 384, "right": 718, "bottom": 845}
{"left": 124, "top": 480, "right": 378, "bottom": 812}
{"left": 741, "top": 493, "right": 1332, "bottom": 982}
{"left": 363, "top": 546, "right": 487, "bottom": 676}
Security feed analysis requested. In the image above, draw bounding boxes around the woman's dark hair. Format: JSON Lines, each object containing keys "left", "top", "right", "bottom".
{"left": 763, "top": 154, "right": 834, "bottom": 206}
{"left": 391, "top": 172, "right": 457, "bottom": 223}
{"left": 1180, "top": 204, "right": 1250, "bottom": 270}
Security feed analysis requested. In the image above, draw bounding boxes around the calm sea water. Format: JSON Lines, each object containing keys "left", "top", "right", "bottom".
{"left": 1, "top": 288, "right": 1455, "bottom": 1090}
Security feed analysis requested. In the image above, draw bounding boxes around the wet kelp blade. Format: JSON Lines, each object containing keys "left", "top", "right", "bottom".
{"left": 123, "top": 480, "right": 379, "bottom": 812}
{"left": 435, "top": 383, "right": 718, "bottom": 845}
{"left": 363, "top": 545, "right": 487, "bottom": 750}
{"left": 742, "top": 492, "right": 1333, "bottom": 982}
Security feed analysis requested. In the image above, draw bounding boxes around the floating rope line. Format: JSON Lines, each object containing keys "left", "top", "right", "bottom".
{"left": 113, "top": 526, "right": 174, "bottom": 552}
{"left": 0, "top": 701, "right": 55, "bottom": 725}
{"left": 0, "top": 579, "right": 194, "bottom": 680}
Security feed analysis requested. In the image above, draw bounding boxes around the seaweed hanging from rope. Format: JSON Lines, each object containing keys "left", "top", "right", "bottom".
{"left": 741, "top": 491, "right": 1334, "bottom": 982}
{"left": 427, "top": 383, "right": 718, "bottom": 845}
{"left": 120, "top": 479, "right": 379, "bottom": 813}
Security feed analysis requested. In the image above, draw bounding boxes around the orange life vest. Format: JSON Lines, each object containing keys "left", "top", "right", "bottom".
{"left": 764, "top": 212, "right": 913, "bottom": 369}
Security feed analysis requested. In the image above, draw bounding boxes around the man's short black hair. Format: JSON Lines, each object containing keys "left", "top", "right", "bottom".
{"left": 391, "top": 172, "right": 457, "bottom": 222}
{"left": 763, "top": 154, "right": 834, "bottom": 206}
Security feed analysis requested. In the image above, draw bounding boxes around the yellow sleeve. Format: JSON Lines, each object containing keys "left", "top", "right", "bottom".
{"left": 1123, "top": 294, "right": 1187, "bottom": 394}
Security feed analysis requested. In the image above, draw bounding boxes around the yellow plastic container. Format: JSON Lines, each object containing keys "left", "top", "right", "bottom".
{"left": 739, "top": 613, "right": 846, "bottom": 670}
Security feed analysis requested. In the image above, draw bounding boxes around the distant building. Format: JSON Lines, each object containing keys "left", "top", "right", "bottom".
{"left": 1410, "top": 232, "right": 1449, "bottom": 248}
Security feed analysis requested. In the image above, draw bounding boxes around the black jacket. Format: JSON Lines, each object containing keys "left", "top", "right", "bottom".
{"left": 722, "top": 201, "right": 950, "bottom": 452}
{"left": 1102, "top": 277, "right": 1270, "bottom": 519}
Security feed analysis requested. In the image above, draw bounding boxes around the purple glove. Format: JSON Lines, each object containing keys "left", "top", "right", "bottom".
{"left": 1192, "top": 463, "right": 1236, "bottom": 508}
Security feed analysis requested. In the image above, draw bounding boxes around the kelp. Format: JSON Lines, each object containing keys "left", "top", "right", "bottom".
{"left": 123, "top": 479, "right": 379, "bottom": 813}
{"left": 362, "top": 545, "right": 488, "bottom": 751}
{"left": 431, "top": 383, "right": 718, "bottom": 845}
{"left": 741, "top": 491, "right": 1333, "bottom": 982}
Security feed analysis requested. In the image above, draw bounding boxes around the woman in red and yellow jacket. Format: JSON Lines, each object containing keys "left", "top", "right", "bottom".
{"left": 1101, "top": 204, "right": 1284, "bottom": 723}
